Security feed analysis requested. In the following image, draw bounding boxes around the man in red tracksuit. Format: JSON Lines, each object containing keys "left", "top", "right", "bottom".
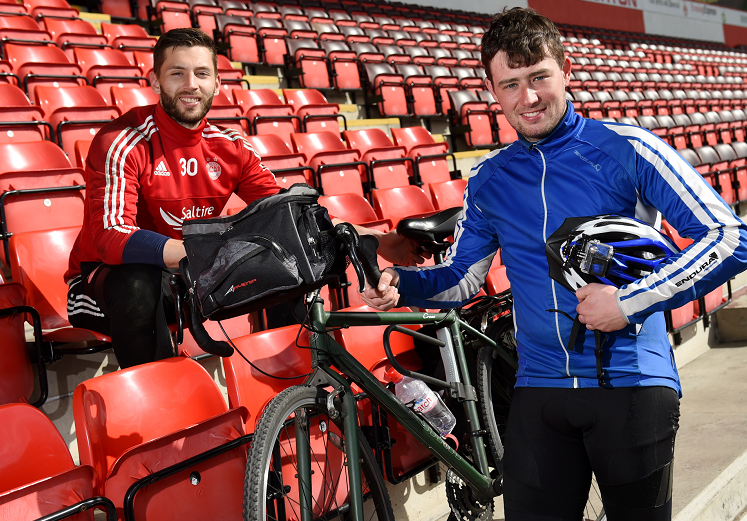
{"left": 66, "top": 28, "right": 420, "bottom": 368}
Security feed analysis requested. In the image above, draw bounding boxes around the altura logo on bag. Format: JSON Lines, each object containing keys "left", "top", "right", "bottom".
{"left": 225, "top": 279, "right": 257, "bottom": 296}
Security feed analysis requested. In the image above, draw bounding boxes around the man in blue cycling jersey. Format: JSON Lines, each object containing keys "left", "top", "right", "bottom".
{"left": 364, "top": 7, "right": 747, "bottom": 521}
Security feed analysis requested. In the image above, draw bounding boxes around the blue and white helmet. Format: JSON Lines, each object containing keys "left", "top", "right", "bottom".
{"left": 546, "top": 215, "right": 680, "bottom": 293}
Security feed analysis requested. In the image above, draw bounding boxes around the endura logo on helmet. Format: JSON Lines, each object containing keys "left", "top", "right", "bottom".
{"left": 675, "top": 251, "right": 719, "bottom": 287}
{"left": 574, "top": 150, "right": 602, "bottom": 172}
{"left": 225, "top": 279, "right": 257, "bottom": 296}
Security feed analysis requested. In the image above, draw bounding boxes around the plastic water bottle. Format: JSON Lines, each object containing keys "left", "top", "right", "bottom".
{"left": 385, "top": 367, "right": 456, "bottom": 437}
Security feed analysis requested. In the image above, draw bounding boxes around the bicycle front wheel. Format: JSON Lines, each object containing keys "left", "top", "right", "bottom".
{"left": 243, "top": 385, "right": 394, "bottom": 521}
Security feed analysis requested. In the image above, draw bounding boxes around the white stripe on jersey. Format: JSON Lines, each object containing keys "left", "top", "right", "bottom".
{"left": 103, "top": 116, "right": 156, "bottom": 233}
{"left": 604, "top": 124, "right": 742, "bottom": 313}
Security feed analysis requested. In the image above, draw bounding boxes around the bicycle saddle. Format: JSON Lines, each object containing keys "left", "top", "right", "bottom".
{"left": 396, "top": 207, "right": 462, "bottom": 251}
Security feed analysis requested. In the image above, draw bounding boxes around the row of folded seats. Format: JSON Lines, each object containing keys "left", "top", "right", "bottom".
{"left": 567, "top": 48, "right": 741, "bottom": 77}
{"left": 569, "top": 89, "right": 747, "bottom": 116}
{"left": 568, "top": 70, "right": 743, "bottom": 91}
{"left": 128, "top": 0, "right": 488, "bottom": 39}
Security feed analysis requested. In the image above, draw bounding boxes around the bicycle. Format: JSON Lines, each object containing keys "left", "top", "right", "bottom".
{"left": 182, "top": 209, "right": 606, "bottom": 521}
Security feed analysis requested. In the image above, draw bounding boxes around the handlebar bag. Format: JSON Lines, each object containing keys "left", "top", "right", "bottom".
{"left": 181, "top": 184, "right": 347, "bottom": 321}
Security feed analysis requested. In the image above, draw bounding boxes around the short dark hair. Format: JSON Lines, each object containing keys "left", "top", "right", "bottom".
{"left": 480, "top": 7, "right": 565, "bottom": 83}
{"left": 153, "top": 28, "right": 218, "bottom": 77}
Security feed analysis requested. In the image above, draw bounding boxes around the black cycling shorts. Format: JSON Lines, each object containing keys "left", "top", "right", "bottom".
{"left": 503, "top": 385, "right": 680, "bottom": 521}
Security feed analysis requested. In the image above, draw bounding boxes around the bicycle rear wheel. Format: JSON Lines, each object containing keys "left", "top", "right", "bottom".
{"left": 243, "top": 385, "right": 394, "bottom": 521}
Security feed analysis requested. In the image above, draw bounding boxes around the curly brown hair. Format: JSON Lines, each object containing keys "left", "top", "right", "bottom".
{"left": 481, "top": 7, "right": 565, "bottom": 83}
{"left": 153, "top": 28, "right": 218, "bottom": 78}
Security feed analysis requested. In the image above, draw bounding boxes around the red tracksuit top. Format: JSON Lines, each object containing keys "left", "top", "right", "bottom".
{"left": 66, "top": 103, "right": 281, "bottom": 282}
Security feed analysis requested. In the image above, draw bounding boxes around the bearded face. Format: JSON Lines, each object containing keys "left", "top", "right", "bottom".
{"left": 152, "top": 45, "right": 219, "bottom": 129}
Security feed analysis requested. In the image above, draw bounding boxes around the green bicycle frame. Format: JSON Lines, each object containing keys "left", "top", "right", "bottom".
{"left": 290, "top": 298, "right": 518, "bottom": 521}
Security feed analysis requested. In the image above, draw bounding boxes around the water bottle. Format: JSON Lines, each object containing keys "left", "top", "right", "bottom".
{"left": 385, "top": 367, "right": 456, "bottom": 437}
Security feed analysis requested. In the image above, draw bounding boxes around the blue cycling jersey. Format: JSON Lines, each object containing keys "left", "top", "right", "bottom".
{"left": 395, "top": 101, "right": 747, "bottom": 395}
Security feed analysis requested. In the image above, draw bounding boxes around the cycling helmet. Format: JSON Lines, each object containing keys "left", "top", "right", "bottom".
{"left": 546, "top": 215, "right": 680, "bottom": 293}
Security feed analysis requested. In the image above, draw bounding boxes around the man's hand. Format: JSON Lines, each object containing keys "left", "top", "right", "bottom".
{"left": 375, "top": 230, "right": 429, "bottom": 266}
{"left": 575, "top": 283, "right": 628, "bottom": 332}
{"left": 163, "top": 239, "right": 186, "bottom": 268}
{"left": 361, "top": 267, "right": 400, "bottom": 311}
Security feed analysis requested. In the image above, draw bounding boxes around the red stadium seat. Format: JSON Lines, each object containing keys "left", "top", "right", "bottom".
{"left": 232, "top": 88, "right": 299, "bottom": 149}
{"left": 215, "top": 15, "right": 259, "bottom": 65}
{"left": 320, "top": 40, "right": 361, "bottom": 90}
{"left": 319, "top": 193, "right": 392, "bottom": 230}
{"left": 0, "top": 402, "right": 114, "bottom": 521}
{"left": 74, "top": 48, "right": 147, "bottom": 104}
{"left": 44, "top": 18, "right": 108, "bottom": 59}
{"left": 154, "top": 0, "right": 191, "bottom": 33}
{"left": 0, "top": 14, "right": 51, "bottom": 46}
{"left": 223, "top": 325, "right": 312, "bottom": 427}
{"left": 5, "top": 43, "right": 85, "bottom": 102}
{"left": 0, "top": 141, "right": 85, "bottom": 265}
{"left": 9, "top": 227, "right": 110, "bottom": 348}
{"left": 23, "top": 0, "right": 78, "bottom": 19}
{"left": 99, "top": 0, "right": 133, "bottom": 18}
{"left": 286, "top": 38, "right": 331, "bottom": 89}
{"left": 449, "top": 89, "right": 495, "bottom": 148}
{"left": 133, "top": 50, "right": 154, "bottom": 77}
{"left": 391, "top": 126, "right": 452, "bottom": 187}
{"left": 73, "top": 357, "right": 249, "bottom": 521}
{"left": 292, "top": 131, "right": 366, "bottom": 197}
{"left": 177, "top": 314, "right": 254, "bottom": 357}
{"left": 191, "top": 0, "right": 223, "bottom": 37}
{"left": 243, "top": 134, "right": 314, "bottom": 189}
{"left": 364, "top": 62, "right": 409, "bottom": 117}
{"left": 495, "top": 111, "right": 519, "bottom": 145}
{"left": 371, "top": 185, "right": 435, "bottom": 228}
{"left": 34, "top": 85, "right": 120, "bottom": 157}
{"left": 423, "top": 65, "right": 459, "bottom": 114}
{"left": 428, "top": 178, "right": 466, "bottom": 210}
{"left": 0, "top": 284, "right": 34, "bottom": 406}
{"left": 206, "top": 87, "right": 248, "bottom": 135}
{"left": 343, "top": 128, "right": 411, "bottom": 190}
{"left": 395, "top": 63, "right": 439, "bottom": 116}
{"left": 283, "top": 88, "right": 341, "bottom": 133}
{"left": 0, "top": 0, "right": 27, "bottom": 14}
{"left": 0, "top": 83, "right": 49, "bottom": 142}
{"left": 110, "top": 85, "right": 159, "bottom": 114}
{"left": 73, "top": 139, "right": 91, "bottom": 169}
{"left": 254, "top": 18, "right": 288, "bottom": 66}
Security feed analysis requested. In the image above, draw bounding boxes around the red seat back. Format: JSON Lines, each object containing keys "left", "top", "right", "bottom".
{"left": 428, "top": 178, "right": 467, "bottom": 210}
{"left": 73, "top": 357, "right": 229, "bottom": 487}
{"left": 319, "top": 193, "right": 380, "bottom": 224}
{"left": 372, "top": 185, "right": 435, "bottom": 227}
{"left": 9, "top": 227, "right": 82, "bottom": 329}
{"left": 223, "top": 325, "right": 312, "bottom": 427}
{"left": 0, "top": 284, "right": 34, "bottom": 405}
{"left": 111, "top": 85, "right": 159, "bottom": 114}
{"left": 0, "top": 403, "right": 75, "bottom": 492}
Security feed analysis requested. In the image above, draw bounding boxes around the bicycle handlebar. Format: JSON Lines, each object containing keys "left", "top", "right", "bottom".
{"left": 335, "top": 223, "right": 382, "bottom": 293}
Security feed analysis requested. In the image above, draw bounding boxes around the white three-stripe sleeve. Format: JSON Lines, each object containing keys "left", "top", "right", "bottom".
{"left": 605, "top": 124, "right": 747, "bottom": 320}
{"left": 102, "top": 117, "right": 155, "bottom": 233}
